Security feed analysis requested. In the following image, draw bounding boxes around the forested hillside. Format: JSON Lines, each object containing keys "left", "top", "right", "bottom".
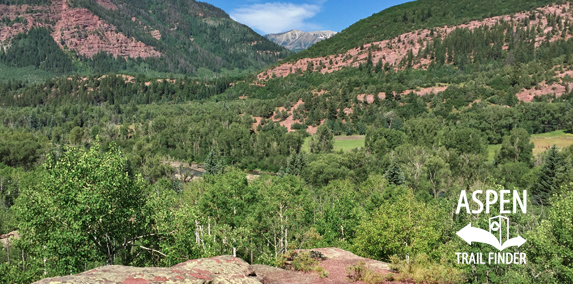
{"left": 1, "top": 1, "right": 573, "bottom": 284}
{"left": 0, "top": 0, "right": 292, "bottom": 79}
{"left": 291, "top": 0, "right": 558, "bottom": 61}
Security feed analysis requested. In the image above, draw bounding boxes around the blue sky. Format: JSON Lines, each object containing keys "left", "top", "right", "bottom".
{"left": 200, "top": 0, "right": 411, "bottom": 35}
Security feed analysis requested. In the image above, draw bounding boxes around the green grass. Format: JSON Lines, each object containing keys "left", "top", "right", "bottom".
{"left": 304, "top": 131, "right": 573, "bottom": 160}
{"left": 302, "top": 135, "right": 366, "bottom": 153}
{"left": 487, "top": 144, "right": 502, "bottom": 162}
{"left": 488, "top": 130, "right": 573, "bottom": 161}
{"left": 531, "top": 130, "right": 573, "bottom": 138}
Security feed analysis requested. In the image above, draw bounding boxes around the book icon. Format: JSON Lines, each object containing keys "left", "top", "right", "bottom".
{"left": 457, "top": 216, "right": 526, "bottom": 251}
{"left": 489, "top": 216, "right": 509, "bottom": 244}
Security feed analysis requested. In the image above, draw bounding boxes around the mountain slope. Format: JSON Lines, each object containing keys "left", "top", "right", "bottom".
{"left": 0, "top": 0, "right": 293, "bottom": 76}
{"left": 260, "top": 1, "right": 571, "bottom": 80}
{"left": 265, "top": 29, "right": 337, "bottom": 52}
{"left": 287, "top": 0, "right": 556, "bottom": 62}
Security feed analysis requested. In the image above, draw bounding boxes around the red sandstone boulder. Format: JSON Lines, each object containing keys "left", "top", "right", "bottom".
{"left": 33, "top": 248, "right": 393, "bottom": 284}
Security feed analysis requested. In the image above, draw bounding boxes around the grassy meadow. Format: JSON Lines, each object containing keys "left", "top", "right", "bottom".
{"left": 302, "top": 135, "right": 366, "bottom": 152}
{"left": 488, "top": 130, "right": 573, "bottom": 161}
{"left": 302, "top": 130, "right": 573, "bottom": 162}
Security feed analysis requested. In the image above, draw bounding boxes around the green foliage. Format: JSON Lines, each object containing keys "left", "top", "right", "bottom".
{"left": 353, "top": 188, "right": 443, "bottom": 260}
{"left": 72, "top": 0, "right": 292, "bottom": 75}
{"left": 365, "top": 127, "right": 406, "bottom": 155}
{"left": 403, "top": 117, "right": 442, "bottom": 148}
{"left": 389, "top": 254, "right": 466, "bottom": 284}
{"left": 547, "top": 189, "right": 573, "bottom": 282}
{"left": 346, "top": 260, "right": 389, "bottom": 283}
{"left": 279, "top": 152, "right": 307, "bottom": 177}
{"left": 0, "top": 130, "right": 47, "bottom": 169}
{"left": 290, "top": 0, "right": 554, "bottom": 60}
{"left": 494, "top": 128, "right": 534, "bottom": 166}
{"left": 527, "top": 187, "right": 573, "bottom": 282}
{"left": 15, "top": 139, "right": 149, "bottom": 275}
{"left": 204, "top": 150, "right": 225, "bottom": 175}
{"left": 1, "top": 28, "right": 75, "bottom": 74}
{"left": 534, "top": 145, "right": 566, "bottom": 205}
{"left": 309, "top": 125, "right": 334, "bottom": 154}
{"left": 384, "top": 161, "right": 405, "bottom": 186}
{"left": 199, "top": 168, "right": 255, "bottom": 228}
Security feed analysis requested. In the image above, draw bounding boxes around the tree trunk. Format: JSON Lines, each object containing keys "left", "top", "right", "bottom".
{"left": 6, "top": 236, "right": 9, "bottom": 265}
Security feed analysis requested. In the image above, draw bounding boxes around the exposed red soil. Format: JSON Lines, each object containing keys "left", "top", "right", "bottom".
{"left": 149, "top": 29, "right": 161, "bottom": 40}
{"left": 515, "top": 67, "right": 573, "bottom": 102}
{"left": 306, "top": 119, "right": 326, "bottom": 135}
{"left": 402, "top": 85, "right": 448, "bottom": 96}
{"left": 357, "top": 93, "right": 386, "bottom": 103}
{"left": 252, "top": 99, "right": 306, "bottom": 133}
{"left": 258, "top": 2, "right": 573, "bottom": 84}
{"left": 516, "top": 82, "right": 573, "bottom": 102}
{"left": 0, "top": 0, "right": 160, "bottom": 59}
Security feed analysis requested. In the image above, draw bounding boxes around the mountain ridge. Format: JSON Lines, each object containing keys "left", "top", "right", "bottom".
{"left": 259, "top": 1, "right": 573, "bottom": 83}
{"left": 265, "top": 29, "right": 337, "bottom": 52}
{"left": 0, "top": 0, "right": 292, "bottom": 76}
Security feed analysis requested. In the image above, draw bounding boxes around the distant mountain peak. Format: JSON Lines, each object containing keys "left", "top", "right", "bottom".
{"left": 265, "top": 29, "right": 337, "bottom": 52}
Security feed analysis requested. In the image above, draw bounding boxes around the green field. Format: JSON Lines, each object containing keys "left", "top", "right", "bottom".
{"left": 530, "top": 130, "right": 573, "bottom": 155}
{"left": 305, "top": 131, "right": 573, "bottom": 160}
{"left": 488, "top": 130, "right": 573, "bottom": 161}
{"left": 302, "top": 135, "right": 365, "bottom": 152}
{"left": 487, "top": 144, "right": 502, "bottom": 162}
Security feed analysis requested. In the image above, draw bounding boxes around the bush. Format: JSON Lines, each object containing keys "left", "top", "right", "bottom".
{"left": 353, "top": 189, "right": 443, "bottom": 260}
{"left": 346, "top": 261, "right": 392, "bottom": 283}
{"left": 277, "top": 250, "right": 328, "bottom": 277}
{"left": 390, "top": 254, "right": 465, "bottom": 284}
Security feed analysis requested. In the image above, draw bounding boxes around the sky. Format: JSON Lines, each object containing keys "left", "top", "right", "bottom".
{"left": 199, "top": 0, "right": 412, "bottom": 35}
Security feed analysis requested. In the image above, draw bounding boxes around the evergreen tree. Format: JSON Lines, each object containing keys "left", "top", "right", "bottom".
{"left": 384, "top": 161, "right": 405, "bottom": 185}
{"left": 535, "top": 145, "right": 565, "bottom": 205}
{"left": 204, "top": 150, "right": 225, "bottom": 175}
{"left": 279, "top": 152, "right": 307, "bottom": 177}
{"left": 374, "top": 58, "right": 383, "bottom": 73}
{"left": 309, "top": 125, "right": 334, "bottom": 154}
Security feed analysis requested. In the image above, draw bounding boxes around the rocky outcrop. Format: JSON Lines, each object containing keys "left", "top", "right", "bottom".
{"left": 35, "top": 255, "right": 262, "bottom": 284}
{"left": 0, "top": 230, "right": 19, "bottom": 248}
{"left": 0, "top": 0, "right": 160, "bottom": 59}
{"left": 265, "top": 29, "right": 337, "bottom": 52}
{"left": 32, "top": 247, "right": 392, "bottom": 284}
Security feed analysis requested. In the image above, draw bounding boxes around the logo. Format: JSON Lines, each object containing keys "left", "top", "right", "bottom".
{"left": 454, "top": 190, "right": 527, "bottom": 265}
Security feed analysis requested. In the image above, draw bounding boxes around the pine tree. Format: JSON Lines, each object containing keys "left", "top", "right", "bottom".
{"left": 374, "top": 58, "right": 383, "bottom": 73}
{"left": 535, "top": 145, "right": 565, "bottom": 205}
{"left": 384, "top": 161, "right": 405, "bottom": 186}
{"left": 279, "top": 153, "right": 307, "bottom": 177}
{"left": 204, "top": 150, "right": 225, "bottom": 175}
{"left": 309, "top": 125, "right": 334, "bottom": 154}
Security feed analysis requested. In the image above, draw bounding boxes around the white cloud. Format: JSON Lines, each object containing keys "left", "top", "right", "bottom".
{"left": 230, "top": 2, "right": 322, "bottom": 35}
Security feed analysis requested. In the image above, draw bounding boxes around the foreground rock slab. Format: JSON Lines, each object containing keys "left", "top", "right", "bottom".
{"left": 34, "top": 248, "right": 392, "bottom": 284}
{"left": 34, "top": 255, "right": 261, "bottom": 284}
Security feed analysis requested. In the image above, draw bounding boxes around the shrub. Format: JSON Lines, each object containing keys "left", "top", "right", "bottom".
{"left": 390, "top": 254, "right": 465, "bottom": 284}
{"left": 346, "top": 261, "right": 392, "bottom": 283}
